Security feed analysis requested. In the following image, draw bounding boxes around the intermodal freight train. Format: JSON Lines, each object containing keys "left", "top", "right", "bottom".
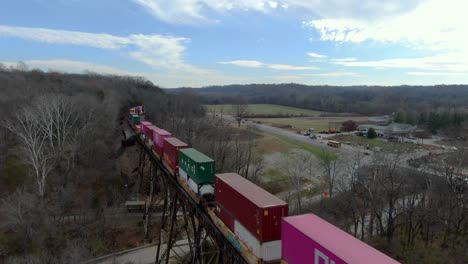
{"left": 128, "top": 106, "right": 400, "bottom": 264}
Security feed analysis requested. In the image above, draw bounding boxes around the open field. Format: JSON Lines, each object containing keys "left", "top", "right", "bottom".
{"left": 330, "top": 135, "right": 422, "bottom": 152}
{"left": 252, "top": 116, "right": 369, "bottom": 132}
{"left": 206, "top": 104, "right": 327, "bottom": 117}
{"left": 256, "top": 131, "right": 336, "bottom": 159}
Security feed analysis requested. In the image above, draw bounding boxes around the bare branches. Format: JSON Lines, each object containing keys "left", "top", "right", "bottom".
{"left": 5, "top": 109, "right": 54, "bottom": 198}
{"left": 318, "top": 150, "right": 340, "bottom": 199}
{"left": 4, "top": 95, "right": 95, "bottom": 198}
{"left": 231, "top": 96, "right": 248, "bottom": 127}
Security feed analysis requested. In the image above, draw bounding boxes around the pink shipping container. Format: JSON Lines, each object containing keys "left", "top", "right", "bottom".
{"left": 282, "top": 214, "right": 400, "bottom": 264}
{"left": 146, "top": 126, "right": 158, "bottom": 145}
{"left": 163, "top": 137, "right": 188, "bottom": 171}
{"left": 140, "top": 121, "right": 152, "bottom": 137}
{"left": 153, "top": 128, "right": 172, "bottom": 156}
{"left": 137, "top": 105, "right": 144, "bottom": 114}
{"left": 215, "top": 173, "right": 288, "bottom": 242}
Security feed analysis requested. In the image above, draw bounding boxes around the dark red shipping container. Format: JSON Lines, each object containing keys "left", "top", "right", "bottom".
{"left": 163, "top": 137, "right": 188, "bottom": 171}
{"left": 215, "top": 173, "right": 288, "bottom": 242}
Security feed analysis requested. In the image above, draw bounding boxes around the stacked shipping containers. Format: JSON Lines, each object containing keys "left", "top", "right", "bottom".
{"left": 140, "top": 121, "right": 152, "bottom": 138}
{"left": 145, "top": 125, "right": 158, "bottom": 147}
{"left": 178, "top": 148, "right": 215, "bottom": 196}
{"left": 131, "top": 114, "right": 140, "bottom": 124}
{"left": 163, "top": 137, "right": 188, "bottom": 172}
{"left": 282, "top": 214, "right": 400, "bottom": 264}
{"left": 215, "top": 173, "right": 288, "bottom": 262}
{"left": 153, "top": 128, "right": 172, "bottom": 157}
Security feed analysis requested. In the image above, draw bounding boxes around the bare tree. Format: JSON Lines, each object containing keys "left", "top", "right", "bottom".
{"left": 1, "top": 190, "right": 38, "bottom": 254}
{"left": 5, "top": 108, "right": 55, "bottom": 198}
{"left": 281, "top": 150, "right": 314, "bottom": 214}
{"left": 318, "top": 150, "right": 340, "bottom": 199}
{"left": 231, "top": 96, "right": 248, "bottom": 127}
{"left": 4, "top": 95, "right": 94, "bottom": 198}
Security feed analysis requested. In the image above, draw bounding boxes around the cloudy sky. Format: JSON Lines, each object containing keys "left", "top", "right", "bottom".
{"left": 1, "top": 0, "right": 467, "bottom": 87}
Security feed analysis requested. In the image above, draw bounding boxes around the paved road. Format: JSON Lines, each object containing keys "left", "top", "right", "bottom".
{"left": 215, "top": 114, "right": 454, "bottom": 172}
{"left": 217, "top": 114, "right": 366, "bottom": 154}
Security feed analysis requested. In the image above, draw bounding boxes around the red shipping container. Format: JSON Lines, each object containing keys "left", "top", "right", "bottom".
{"left": 146, "top": 125, "right": 158, "bottom": 144}
{"left": 140, "top": 121, "right": 152, "bottom": 137}
{"left": 215, "top": 173, "right": 288, "bottom": 242}
{"left": 163, "top": 137, "right": 188, "bottom": 171}
{"left": 282, "top": 214, "right": 399, "bottom": 264}
{"left": 153, "top": 128, "right": 172, "bottom": 156}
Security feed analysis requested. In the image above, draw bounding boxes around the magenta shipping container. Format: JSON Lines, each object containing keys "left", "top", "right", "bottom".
{"left": 282, "top": 214, "right": 400, "bottom": 264}
{"left": 215, "top": 173, "right": 288, "bottom": 242}
{"left": 140, "top": 121, "right": 152, "bottom": 137}
{"left": 146, "top": 125, "right": 158, "bottom": 144}
{"left": 153, "top": 128, "right": 172, "bottom": 156}
{"left": 163, "top": 137, "right": 188, "bottom": 171}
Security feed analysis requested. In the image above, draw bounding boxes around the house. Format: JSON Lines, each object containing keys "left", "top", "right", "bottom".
{"left": 359, "top": 123, "right": 417, "bottom": 137}
{"left": 367, "top": 115, "right": 391, "bottom": 125}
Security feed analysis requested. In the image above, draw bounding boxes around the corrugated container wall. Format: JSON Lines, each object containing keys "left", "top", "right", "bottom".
{"left": 131, "top": 114, "right": 140, "bottom": 124}
{"left": 281, "top": 214, "right": 400, "bottom": 264}
{"left": 215, "top": 173, "right": 288, "bottom": 242}
{"left": 178, "top": 148, "right": 215, "bottom": 185}
{"left": 163, "top": 137, "right": 188, "bottom": 171}
{"left": 140, "top": 121, "right": 152, "bottom": 137}
{"left": 153, "top": 128, "right": 171, "bottom": 156}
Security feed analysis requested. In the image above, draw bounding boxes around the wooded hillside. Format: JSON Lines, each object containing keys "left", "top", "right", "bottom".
{"left": 171, "top": 83, "right": 468, "bottom": 115}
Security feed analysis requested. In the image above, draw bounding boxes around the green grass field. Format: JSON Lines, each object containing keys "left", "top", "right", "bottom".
{"left": 252, "top": 116, "right": 369, "bottom": 132}
{"left": 256, "top": 131, "right": 336, "bottom": 159}
{"left": 206, "top": 104, "right": 326, "bottom": 117}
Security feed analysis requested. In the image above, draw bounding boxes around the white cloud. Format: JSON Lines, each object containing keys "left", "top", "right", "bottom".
{"left": 304, "top": 0, "right": 468, "bottom": 52}
{"left": 331, "top": 58, "right": 356, "bottom": 62}
{"left": 0, "top": 25, "right": 129, "bottom": 49}
{"left": 303, "top": 72, "right": 358, "bottom": 77}
{"left": 333, "top": 52, "right": 468, "bottom": 72}
{"left": 1, "top": 59, "right": 245, "bottom": 88}
{"left": 408, "top": 71, "right": 467, "bottom": 76}
{"left": 221, "top": 60, "right": 318, "bottom": 70}
{"left": 304, "top": 0, "right": 468, "bottom": 74}
{"left": 220, "top": 60, "right": 264, "bottom": 68}
{"left": 132, "top": 0, "right": 284, "bottom": 24}
{"left": 267, "top": 64, "right": 318, "bottom": 70}
{"left": 307, "top": 52, "right": 327, "bottom": 58}
{"left": 132, "top": 0, "right": 416, "bottom": 24}
{"left": 0, "top": 25, "right": 205, "bottom": 73}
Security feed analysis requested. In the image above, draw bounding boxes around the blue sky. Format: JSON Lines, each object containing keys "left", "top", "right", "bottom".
{"left": 1, "top": 0, "right": 467, "bottom": 88}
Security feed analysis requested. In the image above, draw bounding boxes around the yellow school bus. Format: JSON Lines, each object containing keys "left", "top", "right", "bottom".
{"left": 327, "top": 140, "right": 341, "bottom": 148}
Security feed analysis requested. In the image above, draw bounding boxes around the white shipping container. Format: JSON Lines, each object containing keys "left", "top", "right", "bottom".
{"left": 188, "top": 178, "right": 214, "bottom": 196}
{"left": 234, "top": 220, "right": 282, "bottom": 261}
{"left": 179, "top": 168, "right": 188, "bottom": 182}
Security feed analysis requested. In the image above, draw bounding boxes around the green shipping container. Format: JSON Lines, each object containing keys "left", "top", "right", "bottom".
{"left": 179, "top": 148, "right": 215, "bottom": 184}
{"left": 131, "top": 114, "right": 141, "bottom": 124}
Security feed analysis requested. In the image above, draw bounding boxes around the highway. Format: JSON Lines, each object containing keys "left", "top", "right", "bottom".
{"left": 214, "top": 114, "right": 452, "bottom": 172}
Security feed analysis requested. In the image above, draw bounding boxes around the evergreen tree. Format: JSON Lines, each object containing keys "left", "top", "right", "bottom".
{"left": 367, "top": 128, "right": 377, "bottom": 139}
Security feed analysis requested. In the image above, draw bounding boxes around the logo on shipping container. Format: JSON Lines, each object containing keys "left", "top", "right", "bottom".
{"left": 315, "top": 248, "right": 336, "bottom": 264}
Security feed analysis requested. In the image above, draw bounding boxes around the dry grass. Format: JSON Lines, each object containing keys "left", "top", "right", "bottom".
{"left": 206, "top": 104, "right": 327, "bottom": 117}
{"left": 252, "top": 116, "right": 369, "bottom": 132}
